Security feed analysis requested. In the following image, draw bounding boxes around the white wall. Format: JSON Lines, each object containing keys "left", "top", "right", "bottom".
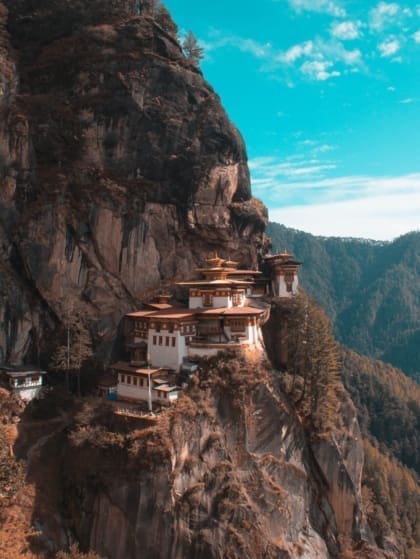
{"left": 189, "top": 296, "right": 203, "bottom": 309}
{"left": 148, "top": 329, "right": 186, "bottom": 370}
{"left": 212, "top": 296, "right": 232, "bottom": 308}
{"left": 15, "top": 386, "right": 43, "bottom": 402}
{"left": 274, "top": 274, "right": 299, "bottom": 297}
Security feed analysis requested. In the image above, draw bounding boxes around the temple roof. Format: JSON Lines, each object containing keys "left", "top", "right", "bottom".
{"left": 197, "top": 306, "right": 265, "bottom": 317}
{"left": 110, "top": 363, "right": 163, "bottom": 375}
{"left": 126, "top": 305, "right": 264, "bottom": 321}
{"left": 178, "top": 279, "right": 254, "bottom": 288}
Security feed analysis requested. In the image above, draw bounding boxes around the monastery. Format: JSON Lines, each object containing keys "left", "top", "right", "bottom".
{"left": 109, "top": 251, "right": 300, "bottom": 409}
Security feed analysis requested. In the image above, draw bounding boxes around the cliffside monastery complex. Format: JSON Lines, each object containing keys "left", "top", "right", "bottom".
{"left": 107, "top": 251, "right": 301, "bottom": 409}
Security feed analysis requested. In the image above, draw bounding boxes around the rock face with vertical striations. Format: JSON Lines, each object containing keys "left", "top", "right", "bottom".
{"left": 0, "top": 0, "right": 266, "bottom": 363}
{"left": 0, "top": 3, "right": 404, "bottom": 559}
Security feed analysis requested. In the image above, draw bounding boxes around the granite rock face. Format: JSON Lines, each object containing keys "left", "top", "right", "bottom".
{"left": 23, "top": 360, "right": 396, "bottom": 559}
{"left": 0, "top": 0, "right": 266, "bottom": 363}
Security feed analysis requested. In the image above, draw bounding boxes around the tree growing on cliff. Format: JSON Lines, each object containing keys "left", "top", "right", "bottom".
{"left": 50, "top": 302, "right": 93, "bottom": 395}
{"left": 182, "top": 31, "right": 204, "bottom": 65}
{"left": 283, "top": 294, "right": 341, "bottom": 434}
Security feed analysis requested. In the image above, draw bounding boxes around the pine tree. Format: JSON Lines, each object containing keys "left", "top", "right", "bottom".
{"left": 50, "top": 302, "right": 93, "bottom": 395}
{"left": 283, "top": 294, "right": 341, "bottom": 434}
{"left": 182, "top": 31, "right": 204, "bottom": 65}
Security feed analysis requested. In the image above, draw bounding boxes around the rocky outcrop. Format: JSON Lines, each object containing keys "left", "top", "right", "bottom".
{"left": 0, "top": 0, "right": 266, "bottom": 363}
{"left": 20, "top": 357, "right": 395, "bottom": 559}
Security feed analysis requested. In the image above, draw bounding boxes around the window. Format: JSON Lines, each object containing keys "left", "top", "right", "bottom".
{"left": 153, "top": 335, "right": 157, "bottom": 345}
{"left": 127, "top": 375, "right": 131, "bottom": 384}
{"left": 230, "top": 319, "right": 245, "bottom": 332}
{"left": 120, "top": 374, "right": 125, "bottom": 383}
{"left": 166, "top": 336, "right": 170, "bottom": 346}
{"left": 140, "top": 378, "right": 144, "bottom": 387}
{"left": 133, "top": 377, "right": 138, "bottom": 386}
{"left": 203, "top": 293, "right": 213, "bottom": 307}
{"left": 172, "top": 338, "right": 176, "bottom": 347}
{"left": 159, "top": 336, "right": 163, "bottom": 345}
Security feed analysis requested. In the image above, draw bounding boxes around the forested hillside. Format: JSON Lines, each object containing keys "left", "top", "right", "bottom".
{"left": 341, "top": 348, "right": 420, "bottom": 472}
{"left": 340, "top": 349, "right": 420, "bottom": 555}
{"left": 266, "top": 223, "right": 420, "bottom": 381}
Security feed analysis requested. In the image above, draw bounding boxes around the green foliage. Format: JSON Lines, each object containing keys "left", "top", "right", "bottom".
{"left": 362, "top": 440, "right": 420, "bottom": 554}
{"left": 267, "top": 223, "right": 420, "bottom": 381}
{"left": 50, "top": 301, "right": 94, "bottom": 393}
{"left": 341, "top": 348, "right": 420, "bottom": 473}
{"left": 182, "top": 31, "right": 204, "bottom": 64}
{"left": 275, "top": 294, "right": 341, "bottom": 435}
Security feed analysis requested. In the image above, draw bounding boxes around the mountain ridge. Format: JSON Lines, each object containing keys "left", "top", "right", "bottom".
{"left": 267, "top": 222, "right": 420, "bottom": 381}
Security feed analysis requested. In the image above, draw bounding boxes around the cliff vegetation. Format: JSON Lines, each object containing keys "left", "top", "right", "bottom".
{"left": 267, "top": 223, "right": 420, "bottom": 382}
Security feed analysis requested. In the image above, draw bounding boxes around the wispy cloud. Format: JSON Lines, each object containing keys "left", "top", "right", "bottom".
{"left": 277, "top": 41, "right": 314, "bottom": 64}
{"left": 399, "top": 97, "right": 414, "bottom": 103}
{"left": 275, "top": 37, "right": 363, "bottom": 80}
{"left": 288, "top": 0, "right": 346, "bottom": 17}
{"left": 254, "top": 166, "right": 420, "bottom": 240}
{"left": 269, "top": 192, "right": 420, "bottom": 240}
{"left": 202, "top": 32, "right": 271, "bottom": 59}
{"left": 330, "top": 20, "right": 362, "bottom": 40}
{"left": 249, "top": 155, "right": 337, "bottom": 187}
{"left": 369, "top": 2, "right": 401, "bottom": 31}
{"left": 301, "top": 60, "right": 340, "bottom": 80}
{"left": 378, "top": 38, "right": 401, "bottom": 56}
{"left": 413, "top": 30, "right": 420, "bottom": 43}
{"left": 204, "top": 29, "right": 363, "bottom": 83}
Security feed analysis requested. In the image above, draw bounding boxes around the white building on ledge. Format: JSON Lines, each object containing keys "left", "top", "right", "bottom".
{"left": 0, "top": 365, "right": 47, "bottom": 402}
{"left": 111, "top": 255, "right": 271, "bottom": 405}
{"left": 264, "top": 251, "right": 301, "bottom": 298}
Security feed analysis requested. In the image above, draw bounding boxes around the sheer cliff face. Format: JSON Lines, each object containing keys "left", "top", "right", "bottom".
{"left": 0, "top": 1, "right": 266, "bottom": 363}
{"left": 25, "top": 358, "right": 392, "bottom": 559}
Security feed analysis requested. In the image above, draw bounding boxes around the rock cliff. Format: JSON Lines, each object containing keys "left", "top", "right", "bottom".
{"left": 18, "top": 355, "right": 395, "bottom": 559}
{"left": 0, "top": 3, "right": 402, "bottom": 559}
{"left": 0, "top": 0, "right": 266, "bottom": 364}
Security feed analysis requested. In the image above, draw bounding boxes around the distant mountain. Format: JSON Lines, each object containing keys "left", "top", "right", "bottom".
{"left": 266, "top": 223, "right": 420, "bottom": 381}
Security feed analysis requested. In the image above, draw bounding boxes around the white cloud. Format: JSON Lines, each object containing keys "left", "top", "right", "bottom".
{"left": 301, "top": 60, "right": 340, "bottom": 80}
{"left": 369, "top": 2, "right": 401, "bottom": 31}
{"left": 203, "top": 31, "right": 271, "bottom": 59}
{"left": 378, "top": 38, "right": 401, "bottom": 56}
{"left": 278, "top": 41, "right": 314, "bottom": 63}
{"left": 249, "top": 156, "right": 336, "bottom": 181}
{"left": 313, "top": 144, "right": 337, "bottom": 153}
{"left": 400, "top": 97, "right": 414, "bottom": 103}
{"left": 269, "top": 195, "right": 420, "bottom": 240}
{"left": 263, "top": 173, "right": 420, "bottom": 240}
{"left": 288, "top": 0, "right": 346, "bottom": 17}
{"left": 387, "top": 85, "right": 396, "bottom": 91}
{"left": 330, "top": 20, "right": 361, "bottom": 40}
{"left": 275, "top": 37, "right": 362, "bottom": 82}
{"left": 413, "top": 30, "right": 420, "bottom": 43}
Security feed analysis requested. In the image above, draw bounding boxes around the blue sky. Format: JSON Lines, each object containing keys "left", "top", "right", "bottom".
{"left": 164, "top": 0, "right": 420, "bottom": 239}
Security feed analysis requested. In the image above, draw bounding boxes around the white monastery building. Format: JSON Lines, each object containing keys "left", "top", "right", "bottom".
{"left": 264, "top": 250, "right": 301, "bottom": 298}
{"left": 0, "top": 365, "right": 47, "bottom": 402}
{"left": 111, "top": 252, "right": 300, "bottom": 407}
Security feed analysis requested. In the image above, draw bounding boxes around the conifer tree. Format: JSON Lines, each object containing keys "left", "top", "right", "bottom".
{"left": 50, "top": 302, "right": 93, "bottom": 395}
{"left": 182, "top": 31, "right": 204, "bottom": 65}
{"left": 283, "top": 293, "right": 341, "bottom": 434}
